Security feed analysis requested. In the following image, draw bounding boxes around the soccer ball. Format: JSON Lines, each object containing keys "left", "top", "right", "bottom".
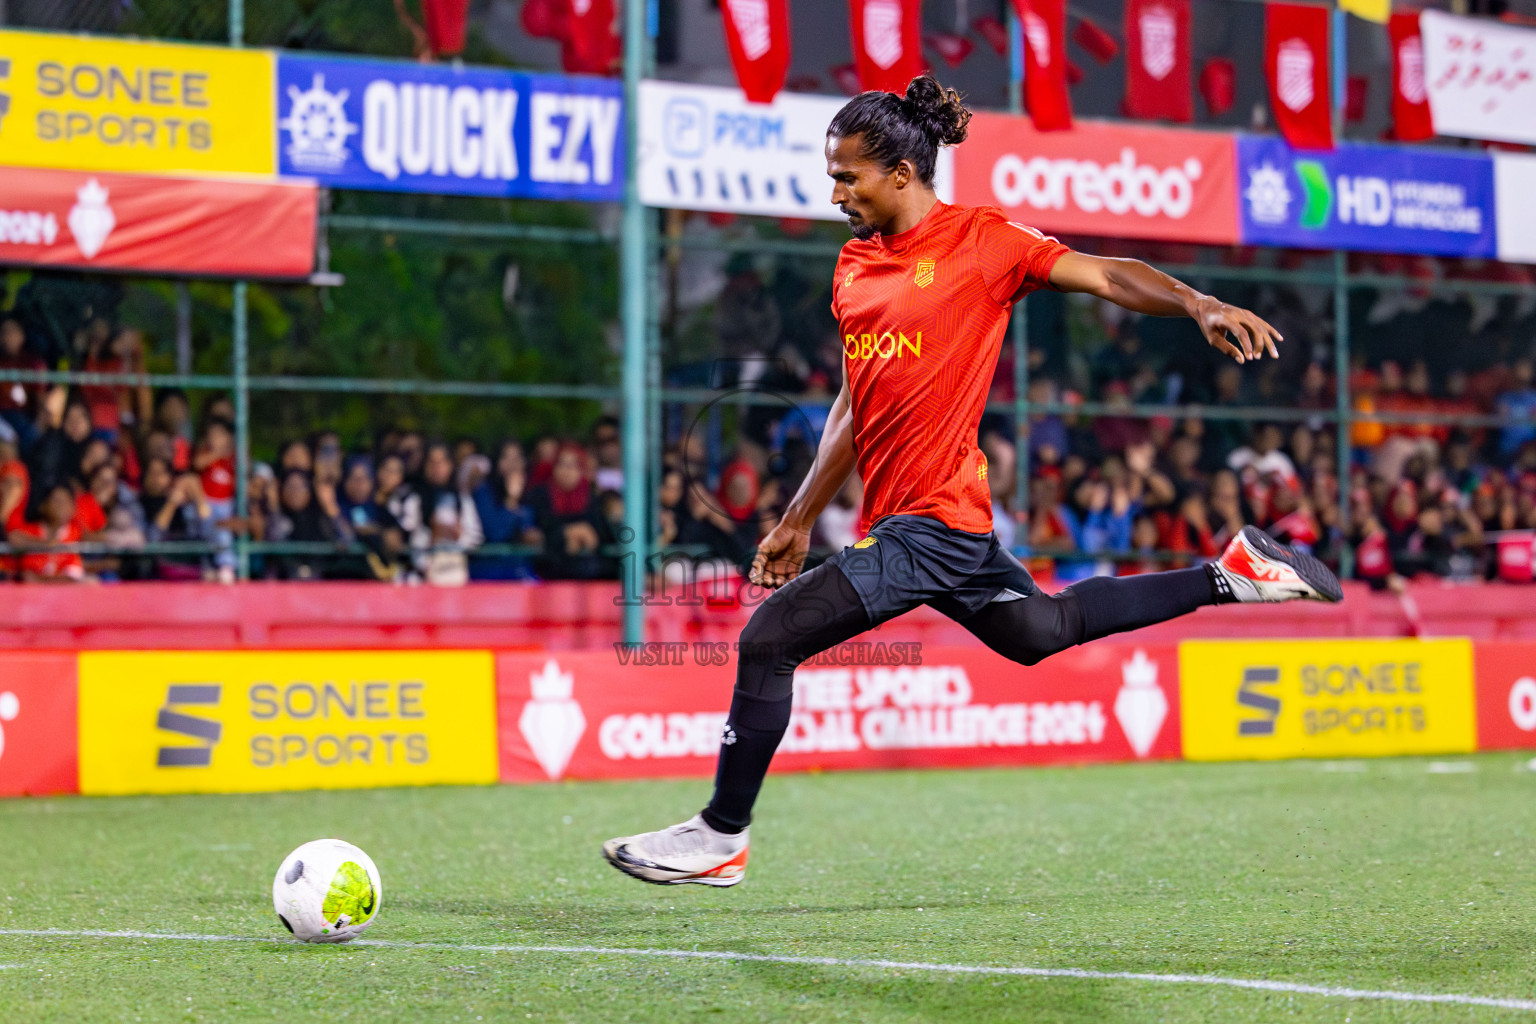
{"left": 272, "top": 839, "right": 382, "bottom": 943}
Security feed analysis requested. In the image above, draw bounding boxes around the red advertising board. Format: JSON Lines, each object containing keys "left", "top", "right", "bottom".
{"left": 0, "top": 166, "right": 316, "bottom": 278}
{"left": 0, "top": 652, "right": 79, "bottom": 796}
{"left": 1474, "top": 642, "right": 1536, "bottom": 751}
{"left": 951, "top": 113, "right": 1240, "bottom": 245}
{"left": 497, "top": 642, "right": 1180, "bottom": 784}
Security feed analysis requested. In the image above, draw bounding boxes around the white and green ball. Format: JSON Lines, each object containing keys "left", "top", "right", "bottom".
{"left": 272, "top": 839, "right": 382, "bottom": 943}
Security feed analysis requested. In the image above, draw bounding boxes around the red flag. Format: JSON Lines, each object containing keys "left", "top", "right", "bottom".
{"left": 1011, "top": 0, "right": 1073, "bottom": 131}
{"left": 973, "top": 15, "right": 1009, "bottom": 56}
{"left": 1073, "top": 17, "right": 1119, "bottom": 64}
{"left": 721, "top": 0, "right": 791, "bottom": 104}
{"left": 1388, "top": 11, "right": 1434, "bottom": 141}
{"left": 1264, "top": 2, "right": 1332, "bottom": 150}
{"left": 422, "top": 0, "right": 470, "bottom": 55}
{"left": 1124, "top": 0, "right": 1192, "bottom": 122}
{"left": 924, "top": 31, "right": 975, "bottom": 68}
{"left": 561, "top": 0, "right": 620, "bottom": 75}
{"left": 848, "top": 0, "right": 926, "bottom": 94}
{"left": 521, "top": 0, "right": 563, "bottom": 39}
{"left": 1199, "top": 57, "right": 1236, "bottom": 115}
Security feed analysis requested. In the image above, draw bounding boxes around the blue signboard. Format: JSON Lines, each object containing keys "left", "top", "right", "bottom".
{"left": 276, "top": 54, "right": 623, "bottom": 202}
{"left": 1237, "top": 136, "right": 1497, "bottom": 258}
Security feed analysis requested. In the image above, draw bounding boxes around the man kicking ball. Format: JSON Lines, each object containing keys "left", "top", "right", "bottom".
{"left": 603, "top": 76, "right": 1342, "bottom": 887}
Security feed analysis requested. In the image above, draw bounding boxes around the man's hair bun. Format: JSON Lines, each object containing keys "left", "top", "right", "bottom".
{"left": 903, "top": 75, "right": 971, "bottom": 147}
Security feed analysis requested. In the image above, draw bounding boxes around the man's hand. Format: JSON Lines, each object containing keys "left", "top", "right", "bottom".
{"left": 750, "top": 521, "right": 811, "bottom": 589}
{"left": 1192, "top": 295, "right": 1281, "bottom": 365}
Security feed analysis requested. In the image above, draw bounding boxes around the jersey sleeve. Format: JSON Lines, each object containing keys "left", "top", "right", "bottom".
{"left": 975, "top": 215, "right": 1071, "bottom": 306}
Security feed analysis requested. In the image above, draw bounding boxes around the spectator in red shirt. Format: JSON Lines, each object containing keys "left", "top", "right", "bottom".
{"left": 0, "top": 437, "right": 29, "bottom": 535}
{"left": 9, "top": 483, "right": 92, "bottom": 583}
{"left": 81, "top": 327, "right": 151, "bottom": 443}
{"left": 0, "top": 316, "right": 46, "bottom": 448}
{"left": 194, "top": 419, "right": 237, "bottom": 580}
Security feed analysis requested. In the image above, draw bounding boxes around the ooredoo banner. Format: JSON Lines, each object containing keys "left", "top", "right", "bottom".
{"left": 950, "top": 112, "right": 1239, "bottom": 244}
{"left": 277, "top": 53, "right": 623, "bottom": 201}
{"left": 1237, "top": 136, "right": 1497, "bottom": 258}
{"left": 0, "top": 652, "right": 78, "bottom": 797}
{"left": 1180, "top": 639, "right": 1476, "bottom": 761}
{"left": 0, "top": 29, "right": 275, "bottom": 176}
{"left": 77, "top": 651, "right": 498, "bottom": 795}
{"left": 497, "top": 642, "right": 1181, "bottom": 783}
{"left": 1472, "top": 642, "right": 1536, "bottom": 751}
{"left": 0, "top": 166, "right": 317, "bottom": 278}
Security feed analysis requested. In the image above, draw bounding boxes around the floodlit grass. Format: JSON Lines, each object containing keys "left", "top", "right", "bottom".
{"left": 3, "top": 754, "right": 1536, "bottom": 1022}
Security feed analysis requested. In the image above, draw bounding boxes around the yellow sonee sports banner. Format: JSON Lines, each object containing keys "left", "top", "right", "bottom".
{"left": 1180, "top": 639, "right": 1475, "bottom": 761}
{"left": 0, "top": 30, "right": 274, "bottom": 176}
{"left": 79, "top": 651, "right": 497, "bottom": 795}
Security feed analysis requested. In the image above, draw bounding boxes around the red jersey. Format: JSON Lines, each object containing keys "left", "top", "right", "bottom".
{"left": 831, "top": 202, "right": 1068, "bottom": 534}
{"left": 15, "top": 521, "right": 84, "bottom": 580}
{"left": 201, "top": 456, "right": 235, "bottom": 501}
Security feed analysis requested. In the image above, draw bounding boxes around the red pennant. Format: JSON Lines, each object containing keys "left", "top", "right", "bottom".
{"left": 972, "top": 15, "right": 1009, "bottom": 56}
{"left": 1264, "top": 2, "right": 1332, "bottom": 150}
{"left": 1388, "top": 11, "right": 1434, "bottom": 141}
{"left": 1124, "top": 0, "right": 1192, "bottom": 122}
{"left": 1345, "top": 74, "right": 1368, "bottom": 123}
{"left": 848, "top": 0, "right": 926, "bottom": 94}
{"left": 830, "top": 63, "right": 863, "bottom": 96}
{"left": 561, "top": 0, "right": 620, "bottom": 75}
{"left": 1072, "top": 17, "right": 1119, "bottom": 64}
{"left": 721, "top": 0, "right": 791, "bottom": 104}
{"left": 422, "top": 0, "right": 470, "bottom": 54}
{"left": 1199, "top": 57, "right": 1236, "bottom": 115}
{"left": 924, "top": 31, "right": 975, "bottom": 68}
{"left": 1011, "top": 0, "right": 1073, "bottom": 131}
{"left": 521, "top": 0, "right": 564, "bottom": 39}
{"left": 1065, "top": 59, "right": 1084, "bottom": 85}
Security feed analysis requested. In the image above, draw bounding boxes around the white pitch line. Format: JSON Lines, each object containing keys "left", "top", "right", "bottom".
{"left": 1, "top": 928, "right": 1534, "bottom": 1013}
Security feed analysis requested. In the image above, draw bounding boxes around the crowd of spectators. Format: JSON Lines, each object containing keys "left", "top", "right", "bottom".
{"left": 3, "top": 292, "right": 1534, "bottom": 587}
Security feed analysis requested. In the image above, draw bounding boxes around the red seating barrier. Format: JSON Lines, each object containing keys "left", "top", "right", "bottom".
{"left": 3, "top": 578, "right": 1534, "bottom": 651}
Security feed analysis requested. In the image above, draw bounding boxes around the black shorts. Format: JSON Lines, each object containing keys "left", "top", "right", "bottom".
{"left": 826, "top": 514, "right": 1040, "bottom": 624}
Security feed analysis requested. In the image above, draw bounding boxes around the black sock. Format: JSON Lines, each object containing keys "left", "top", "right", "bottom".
{"left": 1069, "top": 566, "right": 1217, "bottom": 643}
{"left": 701, "top": 689, "right": 793, "bottom": 834}
{"left": 1205, "top": 561, "right": 1239, "bottom": 604}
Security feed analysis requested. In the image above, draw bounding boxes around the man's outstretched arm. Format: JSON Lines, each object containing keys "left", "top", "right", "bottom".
{"left": 1045, "top": 251, "right": 1282, "bottom": 365}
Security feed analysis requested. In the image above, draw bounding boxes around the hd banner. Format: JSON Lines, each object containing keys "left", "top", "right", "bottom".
{"left": 950, "top": 113, "right": 1240, "bottom": 245}
{"left": 276, "top": 54, "right": 623, "bottom": 201}
{"left": 1237, "top": 136, "right": 1497, "bottom": 258}
{"left": 1180, "top": 639, "right": 1476, "bottom": 761}
{"left": 77, "top": 651, "right": 498, "bottom": 795}
{"left": 0, "top": 165, "right": 317, "bottom": 278}
{"left": 0, "top": 29, "right": 275, "bottom": 176}
{"left": 497, "top": 642, "right": 1181, "bottom": 783}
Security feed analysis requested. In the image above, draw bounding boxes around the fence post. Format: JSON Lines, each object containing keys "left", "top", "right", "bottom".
{"left": 1333, "top": 250, "right": 1353, "bottom": 579}
{"left": 228, "top": 0, "right": 243, "bottom": 46}
{"left": 232, "top": 281, "right": 250, "bottom": 581}
{"left": 618, "top": 0, "right": 651, "bottom": 645}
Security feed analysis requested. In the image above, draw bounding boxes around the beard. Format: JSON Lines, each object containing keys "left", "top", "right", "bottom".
{"left": 844, "top": 212, "right": 876, "bottom": 241}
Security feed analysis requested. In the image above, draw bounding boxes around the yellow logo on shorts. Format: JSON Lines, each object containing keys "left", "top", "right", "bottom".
{"left": 854, "top": 536, "right": 877, "bottom": 549}
{"left": 977, "top": 461, "right": 988, "bottom": 481}
{"left": 844, "top": 269, "right": 856, "bottom": 287}
{"left": 914, "top": 260, "right": 936, "bottom": 288}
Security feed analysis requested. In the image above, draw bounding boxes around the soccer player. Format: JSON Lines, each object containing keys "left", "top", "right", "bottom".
{"left": 603, "top": 77, "right": 1342, "bottom": 887}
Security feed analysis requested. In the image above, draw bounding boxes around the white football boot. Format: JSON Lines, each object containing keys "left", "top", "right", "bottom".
{"left": 1211, "top": 525, "right": 1343, "bottom": 604}
{"left": 602, "top": 814, "right": 749, "bottom": 887}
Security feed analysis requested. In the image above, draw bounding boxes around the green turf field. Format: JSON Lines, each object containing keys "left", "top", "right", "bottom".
{"left": 3, "top": 754, "right": 1535, "bottom": 1023}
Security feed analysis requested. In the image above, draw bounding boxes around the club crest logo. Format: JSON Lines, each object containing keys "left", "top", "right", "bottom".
{"left": 67, "top": 179, "right": 115, "bottom": 260}
{"left": 1139, "top": 7, "right": 1177, "bottom": 81}
{"left": 1024, "top": 12, "right": 1052, "bottom": 66}
{"left": 1276, "top": 38, "right": 1315, "bottom": 112}
{"left": 1114, "top": 650, "right": 1167, "bottom": 758}
{"left": 519, "top": 659, "right": 587, "bottom": 780}
{"left": 725, "top": 0, "right": 773, "bottom": 61}
{"left": 0, "top": 691, "right": 17, "bottom": 764}
{"left": 914, "top": 259, "right": 935, "bottom": 288}
{"left": 1397, "top": 37, "right": 1426, "bottom": 104}
{"left": 281, "top": 73, "right": 359, "bottom": 173}
{"left": 864, "top": 0, "right": 904, "bottom": 70}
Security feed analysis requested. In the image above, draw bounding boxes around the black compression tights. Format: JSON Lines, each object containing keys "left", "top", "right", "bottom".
{"left": 701, "top": 562, "right": 1216, "bottom": 833}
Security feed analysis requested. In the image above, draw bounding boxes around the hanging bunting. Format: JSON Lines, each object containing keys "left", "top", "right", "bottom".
{"left": 1072, "top": 17, "right": 1119, "bottom": 64}
{"left": 1199, "top": 57, "right": 1236, "bottom": 115}
{"left": 1010, "top": 0, "right": 1073, "bottom": 131}
{"left": 721, "top": 0, "right": 791, "bottom": 103}
{"left": 561, "top": 0, "right": 620, "bottom": 75}
{"left": 1124, "top": 0, "right": 1192, "bottom": 122}
{"left": 848, "top": 0, "right": 926, "bottom": 94}
{"left": 421, "top": 0, "right": 470, "bottom": 55}
{"left": 1264, "top": 2, "right": 1333, "bottom": 149}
